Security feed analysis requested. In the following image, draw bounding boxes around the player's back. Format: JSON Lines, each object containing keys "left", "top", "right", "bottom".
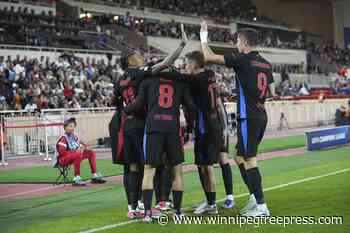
{"left": 116, "top": 68, "right": 150, "bottom": 130}
{"left": 142, "top": 71, "right": 192, "bottom": 133}
{"left": 189, "top": 70, "right": 221, "bottom": 130}
{"left": 225, "top": 51, "right": 274, "bottom": 119}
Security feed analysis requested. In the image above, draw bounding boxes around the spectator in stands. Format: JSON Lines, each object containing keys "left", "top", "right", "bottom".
{"left": 56, "top": 117, "right": 106, "bottom": 186}
{"left": 0, "top": 53, "right": 119, "bottom": 111}
{"left": 335, "top": 106, "right": 350, "bottom": 126}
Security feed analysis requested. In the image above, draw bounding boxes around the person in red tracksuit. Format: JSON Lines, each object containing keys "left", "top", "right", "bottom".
{"left": 57, "top": 117, "right": 106, "bottom": 186}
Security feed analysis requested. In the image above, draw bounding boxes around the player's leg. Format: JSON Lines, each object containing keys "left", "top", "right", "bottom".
{"left": 235, "top": 154, "right": 256, "bottom": 214}
{"left": 142, "top": 133, "right": 163, "bottom": 222}
{"left": 142, "top": 164, "right": 156, "bottom": 222}
{"left": 241, "top": 118, "right": 269, "bottom": 217}
{"left": 128, "top": 163, "right": 140, "bottom": 217}
{"left": 219, "top": 130, "right": 234, "bottom": 208}
{"left": 59, "top": 151, "right": 85, "bottom": 186}
{"left": 203, "top": 165, "right": 218, "bottom": 215}
{"left": 171, "top": 164, "right": 184, "bottom": 216}
{"left": 123, "top": 130, "right": 143, "bottom": 218}
{"left": 81, "top": 150, "right": 106, "bottom": 183}
{"left": 219, "top": 152, "right": 234, "bottom": 208}
{"left": 162, "top": 165, "right": 173, "bottom": 207}
{"left": 194, "top": 134, "right": 219, "bottom": 215}
{"left": 133, "top": 128, "right": 146, "bottom": 212}
{"left": 166, "top": 133, "right": 185, "bottom": 216}
{"left": 154, "top": 165, "right": 163, "bottom": 208}
{"left": 155, "top": 164, "right": 172, "bottom": 211}
{"left": 123, "top": 165, "right": 131, "bottom": 211}
{"left": 235, "top": 119, "right": 256, "bottom": 213}
{"left": 193, "top": 132, "right": 209, "bottom": 209}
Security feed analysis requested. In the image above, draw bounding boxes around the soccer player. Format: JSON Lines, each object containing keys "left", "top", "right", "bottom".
{"left": 123, "top": 69, "right": 196, "bottom": 222}
{"left": 113, "top": 24, "right": 189, "bottom": 219}
{"left": 184, "top": 51, "right": 222, "bottom": 215}
{"left": 200, "top": 20, "right": 275, "bottom": 216}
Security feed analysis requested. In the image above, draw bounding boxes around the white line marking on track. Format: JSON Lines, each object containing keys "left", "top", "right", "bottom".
{"left": 78, "top": 168, "right": 350, "bottom": 233}
{"left": 0, "top": 186, "right": 58, "bottom": 200}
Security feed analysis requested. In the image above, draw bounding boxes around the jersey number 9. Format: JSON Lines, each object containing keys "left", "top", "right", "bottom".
{"left": 257, "top": 72, "right": 268, "bottom": 99}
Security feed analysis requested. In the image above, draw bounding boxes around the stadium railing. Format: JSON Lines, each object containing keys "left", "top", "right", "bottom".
{"left": 0, "top": 99, "right": 348, "bottom": 166}
{"left": 0, "top": 107, "right": 115, "bottom": 166}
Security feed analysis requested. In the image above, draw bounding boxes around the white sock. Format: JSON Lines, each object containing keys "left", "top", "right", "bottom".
{"left": 92, "top": 173, "right": 98, "bottom": 178}
{"left": 128, "top": 205, "right": 132, "bottom": 211}
{"left": 226, "top": 195, "right": 234, "bottom": 200}
{"left": 74, "top": 175, "right": 81, "bottom": 181}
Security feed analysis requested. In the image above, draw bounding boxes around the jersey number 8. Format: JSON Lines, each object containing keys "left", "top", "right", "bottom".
{"left": 158, "top": 84, "right": 174, "bottom": 108}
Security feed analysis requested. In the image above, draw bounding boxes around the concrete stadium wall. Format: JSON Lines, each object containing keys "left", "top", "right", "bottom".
{"left": 333, "top": 0, "right": 350, "bottom": 48}
{"left": 2, "top": 99, "right": 348, "bottom": 156}
{"left": 225, "top": 99, "right": 348, "bottom": 130}
{"left": 252, "top": 0, "right": 334, "bottom": 41}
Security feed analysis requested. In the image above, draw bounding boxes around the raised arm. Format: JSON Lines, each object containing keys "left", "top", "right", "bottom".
{"left": 200, "top": 20, "right": 225, "bottom": 64}
{"left": 151, "top": 24, "right": 188, "bottom": 73}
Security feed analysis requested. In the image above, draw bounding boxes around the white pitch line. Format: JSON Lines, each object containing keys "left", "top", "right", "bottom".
{"left": 79, "top": 168, "right": 350, "bottom": 233}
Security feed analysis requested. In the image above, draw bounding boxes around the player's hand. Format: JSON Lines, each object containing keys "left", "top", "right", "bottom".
{"left": 200, "top": 18, "right": 208, "bottom": 43}
{"left": 180, "top": 23, "right": 188, "bottom": 43}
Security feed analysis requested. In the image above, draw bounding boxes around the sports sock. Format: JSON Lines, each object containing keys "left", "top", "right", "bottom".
{"left": 142, "top": 189, "right": 153, "bottom": 216}
{"left": 220, "top": 163, "right": 233, "bottom": 196}
{"left": 123, "top": 166, "right": 130, "bottom": 205}
{"left": 198, "top": 166, "right": 209, "bottom": 201}
{"left": 238, "top": 163, "right": 254, "bottom": 194}
{"left": 172, "top": 190, "right": 183, "bottom": 214}
{"left": 162, "top": 167, "right": 172, "bottom": 202}
{"left": 154, "top": 167, "right": 162, "bottom": 203}
{"left": 137, "top": 168, "right": 143, "bottom": 202}
{"left": 206, "top": 192, "right": 216, "bottom": 206}
{"left": 128, "top": 171, "right": 139, "bottom": 210}
{"left": 246, "top": 167, "right": 265, "bottom": 204}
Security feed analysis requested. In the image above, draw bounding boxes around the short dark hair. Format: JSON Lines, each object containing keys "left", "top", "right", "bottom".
{"left": 120, "top": 51, "right": 136, "bottom": 70}
{"left": 63, "top": 117, "right": 77, "bottom": 128}
{"left": 185, "top": 51, "right": 205, "bottom": 68}
{"left": 238, "top": 28, "right": 259, "bottom": 47}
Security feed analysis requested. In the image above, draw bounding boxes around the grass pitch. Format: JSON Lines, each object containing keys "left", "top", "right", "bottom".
{"left": 0, "top": 144, "right": 349, "bottom": 233}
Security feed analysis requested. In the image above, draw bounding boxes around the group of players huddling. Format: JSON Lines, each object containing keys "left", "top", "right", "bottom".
{"left": 109, "top": 19, "right": 276, "bottom": 223}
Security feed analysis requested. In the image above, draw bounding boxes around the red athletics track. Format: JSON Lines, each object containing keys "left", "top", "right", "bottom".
{"left": 0, "top": 147, "right": 306, "bottom": 200}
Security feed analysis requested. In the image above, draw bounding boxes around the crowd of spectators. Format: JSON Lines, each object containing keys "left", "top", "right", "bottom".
{"left": 111, "top": 0, "right": 282, "bottom": 25}
{"left": 131, "top": 19, "right": 232, "bottom": 43}
{"left": 308, "top": 42, "right": 350, "bottom": 67}
{"left": 0, "top": 54, "right": 123, "bottom": 111}
{"left": 0, "top": 6, "right": 102, "bottom": 49}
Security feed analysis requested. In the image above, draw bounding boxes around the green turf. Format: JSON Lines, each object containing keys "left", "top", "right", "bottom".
{"left": 0, "top": 135, "right": 305, "bottom": 183}
{"left": 0, "top": 145, "right": 349, "bottom": 233}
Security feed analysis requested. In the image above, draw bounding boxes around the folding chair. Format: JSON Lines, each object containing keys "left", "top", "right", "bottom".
{"left": 54, "top": 164, "right": 71, "bottom": 185}
{"left": 52, "top": 150, "right": 71, "bottom": 185}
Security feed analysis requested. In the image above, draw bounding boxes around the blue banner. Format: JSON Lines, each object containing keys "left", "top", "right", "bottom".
{"left": 306, "top": 126, "right": 350, "bottom": 151}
